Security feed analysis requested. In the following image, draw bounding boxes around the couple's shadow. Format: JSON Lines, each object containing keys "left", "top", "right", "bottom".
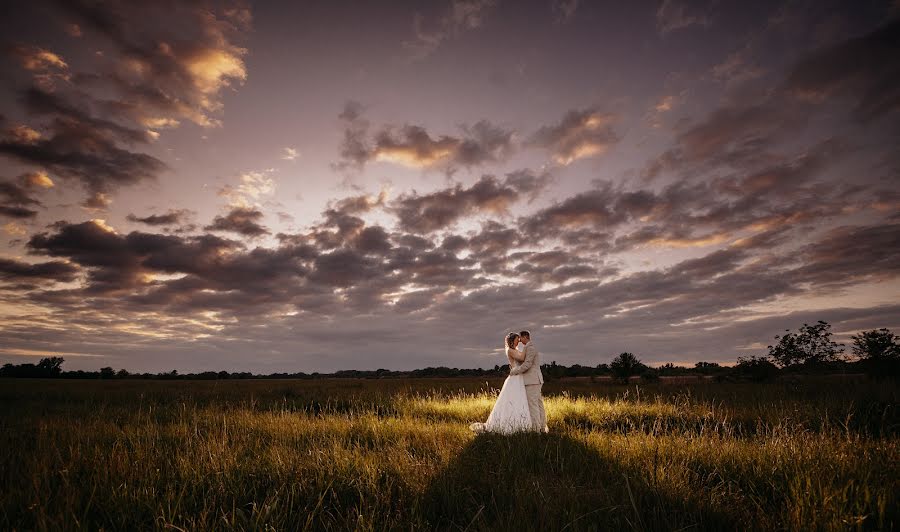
{"left": 419, "top": 431, "right": 735, "bottom": 531}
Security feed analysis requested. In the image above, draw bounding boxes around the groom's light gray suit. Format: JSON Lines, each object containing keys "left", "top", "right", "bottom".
{"left": 509, "top": 342, "right": 547, "bottom": 432}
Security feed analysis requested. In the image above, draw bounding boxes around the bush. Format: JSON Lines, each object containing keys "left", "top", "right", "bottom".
{"left": 733, "top": 356, "right": 779, "bottom": 382}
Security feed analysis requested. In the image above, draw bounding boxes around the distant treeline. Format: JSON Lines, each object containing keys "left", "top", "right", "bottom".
{"left": 3, "top": 322, "right": 898, "bottom": 382}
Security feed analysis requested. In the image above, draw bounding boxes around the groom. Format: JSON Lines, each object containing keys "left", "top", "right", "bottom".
{"left": 508, "top": 330, "right": 547, "bottom": 432}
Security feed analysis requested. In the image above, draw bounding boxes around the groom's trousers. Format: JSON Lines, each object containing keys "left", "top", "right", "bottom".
{"left": 524, "top": 384, "right": 547, "bottom": 432}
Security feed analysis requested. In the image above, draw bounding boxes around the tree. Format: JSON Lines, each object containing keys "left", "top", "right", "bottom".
{"left": 641, "top": 367, "right": 660, "bottom": 383}
{"left": 610, "top": 352, "right": 644, "bottom": 384}
{"left": 851, "top": 328, "right": 900, "bottom": 360}
{"left": 851, "top": 328, "right": 900, "bottom": 378}
{"left": 99, "top": 367, "right": 115, "bottom": 379}
{"left": 694, "top": 361, "right": 721, "bottom": 375}
{"left": 36, "top": 356, "right": 64, "bottom": 377}
{"left": 767, "top": 320, "right": 844, "bottom": 367}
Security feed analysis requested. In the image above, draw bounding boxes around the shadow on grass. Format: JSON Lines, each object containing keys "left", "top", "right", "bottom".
{"left": 418, "top": 431, "right": 737, "bottom": 531}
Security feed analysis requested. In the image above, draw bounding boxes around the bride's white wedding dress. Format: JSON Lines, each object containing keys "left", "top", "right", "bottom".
{"left": 470, "top": 346, "right": 533, "bottom": 434}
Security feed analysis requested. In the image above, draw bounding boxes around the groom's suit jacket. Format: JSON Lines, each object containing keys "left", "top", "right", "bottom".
{"left": 510, "top": 342, "right": 543, "bottom": 385}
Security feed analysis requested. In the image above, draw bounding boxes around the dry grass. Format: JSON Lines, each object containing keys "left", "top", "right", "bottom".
{"left": 0, "top": 377, "right": 897, "bottom": 530}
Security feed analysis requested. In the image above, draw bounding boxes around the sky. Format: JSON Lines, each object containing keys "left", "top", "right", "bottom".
{"left": 0, "top": 0, "right": 898, "bottom": 373}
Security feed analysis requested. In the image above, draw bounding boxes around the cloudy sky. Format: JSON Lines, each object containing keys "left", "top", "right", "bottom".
{"left": 0, "top": 0, "right": 898, "bottom": 373}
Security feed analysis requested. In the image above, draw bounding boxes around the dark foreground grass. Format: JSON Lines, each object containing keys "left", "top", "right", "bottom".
{"left": 0, "top": 377, "right": 897, "bottom": 531}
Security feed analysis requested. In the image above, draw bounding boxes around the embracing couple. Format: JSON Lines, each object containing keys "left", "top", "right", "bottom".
{"left": 470, "top": 330, "right": 548, "bottom": 434}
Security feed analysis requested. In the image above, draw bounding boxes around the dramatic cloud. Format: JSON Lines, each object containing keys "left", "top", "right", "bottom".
{"left": 787, "top": 223, "right": 900, "bottom": 287}
{"left": 0, "top": 171, "right": 55, "bottom": 219}
{"left": 0, "top": 88, "right": 168, "bottom": 200}
{"left": 0, "top": 1, "right": 897, "bottom": 372}
{"left": 336, "top": 103, "right": 515, "bottom": 172}
{"left": 390, "top": 170, "right": 549, "bottom": 233}
{"left": 0, "top": 257, "right": 79, "bottom": 285}
{"left": 56, "top": 0, "right": 250, "bottom": 128}
{"left": 3, "top": 43, "right": 70, "bottom": 91}
{"left": 204, "top": 207, "right": 270, "bottom": 237}
{"left": 5, "top": 44, "right": 68, "bottom": 71}
{"left": 528, "top": 108, "right": 619, "bottom": 165}
{"left": 0, "top": 0, "right": 249, "bottom": 208}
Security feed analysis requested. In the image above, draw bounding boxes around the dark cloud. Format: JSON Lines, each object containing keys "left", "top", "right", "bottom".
{"left": 328, "top": 189, "right": 387, "bottom": 216}
{"left": 0, "top": 172, "right": 48, "bottom": 219}
{"left": 126, "top": 209, "right": 190, "bottom": 226}
{"left": 51, "top": 0, "right": 250, "bottom": 128}
{"left": 24, "top": 219, "right": 310, "bottom": 304}
{"left": 8, "top": 202, "right": 900, "bottom": 372}
{"left": 20, "top": 86, "right": 153, "bottom": 144}
{"left": 353, "top": 225, "right": 392, "bottom": 255}
{"left": 511, "top": 250, "right": 600, "bottom": 284}
{"left": 391, "top": 170, "right": 548, "bottom": 233}
{"left": 0, "top": 257, "right": 79, "bottom": 284}
{"left": 788, "top": 223, "right": 900, "bottom": 287}
{"left": 0, "top": 0, "right": 248, "bottom": 207}
{"left": 641, "top": 101, "right": 807, "bottom": 182}
{"left": 521, "top": 182, "right": 628, "bottom": 238}
{"left": 334, "top": 100, "right": 370, "bottom": 172}
{"left": 2, "top": 43, "right": 70, "bottom": 91}
{"left": 27, "top": 219, "right": 147, "bottom": 292}
{"left": 308, "top": 248, "right": 382, "bottom": 288}
{"left": 0, "top": 100, "right": 167, "bottom": 197}
{"left": 0, "top": 205, "right": 37, "bottom": 219}
{"left": 204, "top": 207, "right": 270, "bottom": 237}
{"left": 525, "top": 138, "right": 857, "bottom": 254}
{"left": 335, "top": 102, "right": 515, "bottom": 172}
{"left": 528, "top": 108, "right": 619, "bottom": 165}
{"left": 784, "top": 19, "right": 900, "bottom": 122}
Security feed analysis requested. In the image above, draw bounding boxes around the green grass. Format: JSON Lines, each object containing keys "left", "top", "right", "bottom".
{"left": 0, "top": 377, "right": 897, "bottom": 530}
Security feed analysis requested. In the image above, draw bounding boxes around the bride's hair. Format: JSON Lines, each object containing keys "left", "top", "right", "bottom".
{"left": 505, "top": 332, "right": 519, "bottom": 349}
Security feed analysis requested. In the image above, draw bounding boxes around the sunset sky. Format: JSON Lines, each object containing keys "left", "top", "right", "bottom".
{"left": 0, "top": 0, "right": 898, "bottom": 373}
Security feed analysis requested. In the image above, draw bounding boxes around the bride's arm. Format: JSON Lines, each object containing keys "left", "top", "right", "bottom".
{"left": 508, "top": 347, "right": 525, "bottom": 362}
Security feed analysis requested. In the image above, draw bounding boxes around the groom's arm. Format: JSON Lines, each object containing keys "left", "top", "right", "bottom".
{"left": 510, "top": 345, "right": 537, "bottom": 375}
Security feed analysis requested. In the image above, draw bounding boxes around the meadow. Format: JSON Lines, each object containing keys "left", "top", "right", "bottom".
{"left": 0, "top": 376, "right": 897, "bottom": 531}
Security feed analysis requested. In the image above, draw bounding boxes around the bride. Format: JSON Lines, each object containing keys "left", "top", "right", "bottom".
{"left": 470, "top": 333, "right": 533, "bottom": 434}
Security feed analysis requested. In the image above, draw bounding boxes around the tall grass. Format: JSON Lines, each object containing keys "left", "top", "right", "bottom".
{"left": 0, "top": 377, "right": 896, "bottom": 530}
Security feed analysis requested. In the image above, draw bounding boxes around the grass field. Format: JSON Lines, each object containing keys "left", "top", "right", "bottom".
{"left": 0, "top": 377, "right": 897, "bottom": 531}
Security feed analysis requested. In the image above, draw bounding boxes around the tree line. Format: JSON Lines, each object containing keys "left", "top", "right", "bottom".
{"left": 2, "top": 322, "right": 897, "bottom": 382}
